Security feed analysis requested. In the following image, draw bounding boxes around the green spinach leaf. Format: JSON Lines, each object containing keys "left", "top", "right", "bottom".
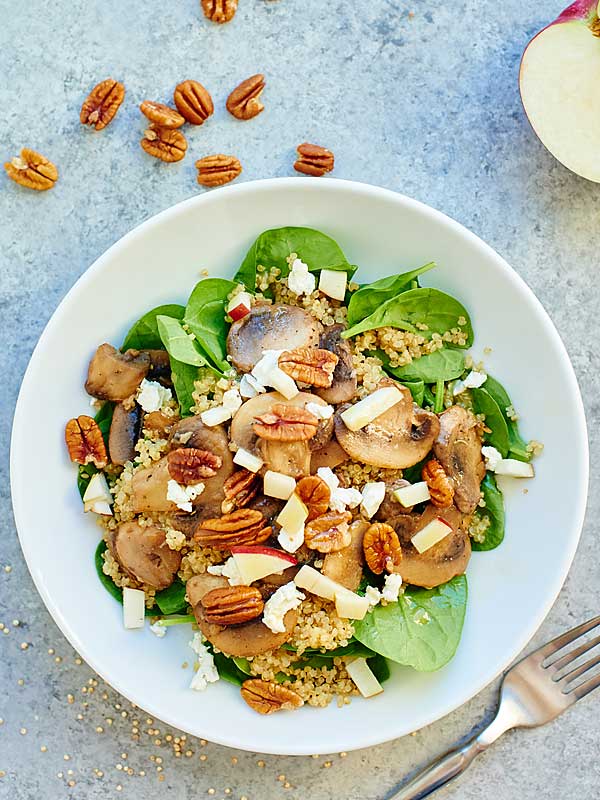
{"left": 483, "top": 375, "right": 531, "bottom": 462}
{"left": 184, "top": 278, "right": 236, "bottom": 371}
{"left": 212, "top": 653, "right": 250, "bottom": 686}
{"left": 169, "top": 359, "right": 200, "bottom": 418}
{"left": 471, "top": 387, "right": 510, "bottom": 456}
{"left": 157, "top": 315, "right": 217, "bottom": 369}
{"left": 155, "top": 580, "right": 188, "bottom": 615}
{"left": 353, "top": 575, "right": 468, "bottom": 671}
{"left": 122, "top": 304, "right": 185, "bottom": 351}
{"left": 387, "top": 348, "right": 465, "bottom": 383}
{"left": 399, "top": 379, "right": 425, "bottom": 406}
{"left": 402, "top": 457, "right": 428, "bottom": 484}
{"left": 346, "top": 262, "right": 436, "bottom": 325}
{"left": 94, "top": 541, "right": 158, "bottom": 616}
{"left": 342, "top": 288, "right": 473, "bottom": 347}
{"left": 367, "top": 654, "right": 391, "bottom": 684}
{"left": 471, "top": 473, "right": 505, "bottom": 551}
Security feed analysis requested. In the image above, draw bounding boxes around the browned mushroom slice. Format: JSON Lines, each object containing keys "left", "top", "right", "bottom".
{"left": 258, "top": 440, "right": 311, "bottom": 479}
{"left": 375, "top": 479, "right": 415, "bottom": 520}
{"left": 114, "top": 521, "right": 181, "bottom": 590}
{"left": 433, "top": 405, "right": 485, "bottom": 515}
{"left": 108, "top": 403, "right": 143, "bottom": 466}
{"left": 187, "top": 574, "right": 298, "bottom": 657}
{"left": 85, "top": 344, "right": 150, "bottom": 401}
{"left": 334, "top": 382, "right": 440, "bottom": 469}
{"left": 132, "top": 457, "right": 178, "bottom": 513}
{"left": 310, "top": 439, "right": 349, "bottom": 473}
{"left": 143, "top": 349, "right": 172, "bottom": 385}
{"left": 322, "top": 520, "right": 368, "bottom": 591}
{"left": 388, "top": 504, "right": 471, "bottom": 589}
{"left": 257, "top": 565, "right": 301, "bottom": 599}
{"left": 315, "top": 324, "right": 358, "bottom": 404}
{"left": 226, "top": 303, "right": 321, "bottom": 372}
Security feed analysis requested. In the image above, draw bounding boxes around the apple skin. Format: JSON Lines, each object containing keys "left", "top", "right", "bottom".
{"left": 230, "top": 545, "right": 298, "bottom": 565}
{"left": 228, "top": 302, "right": 251, "bottom": 322}
{"left": 552, "top": 0, "right": 598, "bottom": 24}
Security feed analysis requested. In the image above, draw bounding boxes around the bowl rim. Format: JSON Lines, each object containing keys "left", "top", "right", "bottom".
{"left": 10, "top": 177, "right": 589, "bottom": 753}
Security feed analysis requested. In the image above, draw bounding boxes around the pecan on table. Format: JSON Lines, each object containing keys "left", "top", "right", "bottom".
{"left": 195, "top": 154, "right": 242, "bottom": 187}
{"left": 278, "top": 347, "right": 339, "bottom": 388}
{"left": 304, "top": 511, "right": 352, "bottom": 553}
{"left": 363, "top": 522, "right": 402, "bottom": 574}
{"left": 167, "top": 448, "right": 222, "bottom": 484}
{"left": 4, "top": 149, "right": 58, "bottom": 191}
{"left": 422, "top": 458, "right": 454, "bottom": 508}
{"left": 241, "top": 679, "right": 304, "bottom": 715}
{"left": 253, "top": 403, "right": 318, "bottom": 442}
{"left": 293, "top": 142, "right": 335, "bottom": 177}
{"left": 80, "top": 78, "right": 125, "bottom": 130}
{"left": 221, "top": 469, "right": 260, "bottom": 514}
{"left": 140, "top": 100, "right": 185, "bottom": 129}
{"left": 201, "top": 0, "right": 238, "bottom": 23}
{"left": 141, "top": 126, "right": 188, "bottom": 162}
{"left": 201, "top": 585, "right": 264, "bottom": 625}
{"left": 226, "top": 74, "right": 265, "bottom": 121}
{"left": 65, "top": 415, "right": 108, "bottom": 468}
{"left": 194, "top": 508, "right": 271, "bottom": 548}
{"left": 173, "top": 80, "right": 214, "bottom": 125}
{"left": 296, "top": 475, "right": 330, "bottom": 521}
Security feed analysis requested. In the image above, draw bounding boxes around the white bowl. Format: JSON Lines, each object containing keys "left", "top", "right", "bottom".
{"left": 10, "top": 178, "right": 588, "bottom": 755}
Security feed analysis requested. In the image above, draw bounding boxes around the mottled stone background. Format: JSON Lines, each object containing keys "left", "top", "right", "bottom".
{"left": 1, "top": 0, "right": 598, "bottom": 798}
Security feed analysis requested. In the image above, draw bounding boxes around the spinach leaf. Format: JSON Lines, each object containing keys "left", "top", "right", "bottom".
{"left": 346, "top": 263, "right": 436, "bottom": 325}
{"left": 155, "top": 580, "right": 187, "bottom": 615}
{"left": 342, "top": 288, "right": 473, "bottom": 347}
{"left": 232, "top": 657, "right": 253, "bottom": 675}
{"left": 471, "top": 473, "right": 505, "bottom": 551}
{"left": 353, "top": 575, "right": 468, "bottom": 671}
{"left": 212, "top": 653, "right": 250, "bottom": 686}
{"left": 399, "top": 379, "right": 425, "bottom": 406}
{"left": 402, "top": 457, "right": 428, "bottom": 484}
{"left": 422, "top": 385, "right": 436, "bottom": 408}
{"left": 387, "top": 348, "right": 465, "bottom": 383}
{"left": 234, "top": 227, "right": 355, "bottom": 290}
{"left": 471, "top": 387, "right": 510, "bottom": 457}
{"left": 367, "top": 654, "right": 391, "bottom": 684}
{"left": 184, "top": 278, "right": 236, "bottom": 371}
{"left": 483, "top": 375, "right": 531, "bottom": 462}
{"left": 281, "top": 641, "right": 375, "bottom": 659}
{"left": 169, "top": 359, "right": 200, "bottom": 418}
{"left": 157, "top": 315, "right": 216, "bottom": 369}
{"left": 122, "top": 304, "right": 185, "bottom": 351}
{"left": 94, "top": 541, "right": 158, "bottom": 616}
{"left": 77, "top": 403, "right": 114, "bottom": 498}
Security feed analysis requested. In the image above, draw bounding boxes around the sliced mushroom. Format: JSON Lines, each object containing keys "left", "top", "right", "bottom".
{"left": 310, "top": 439, "right": 349, "bottom": 473}
{"left": 257, "top": 565, "right": 301, "bottom": 599}
{"left": 132, "top": 457, "right": 179, "bottom": 513}
{"left": 187, "top": 573, "right": 298, "bottom": 657}
{"left": 108, "top": 403, "right": 143, "bottom": 466}
{"left": 85, "top": 344, "right": 150, "bottom": 401}
{"left": 334, "top": 381, "right": 440, "bottom": 469}
{"left": 322, "top": 519, "right": 368, "bottom": 591}
{"left": 142, "top": 349, "right": 172, "bottom": 385}
{"left": 388, "top": 504, "right": 471, "bottom": 589}
{"left": 433, "top": 405, "right": 486, "bottom": 515}
{"left": 114, "top": 521, "right": 181, "bottom": 590}
{"left": 258, "top": 440, "right": 311, "bottom": 478}
{"left": 375, "top": 479, "right": 415, "bottom": 520}
{"left": 227, "top": 303, "right": 321, "bottom": 372}
{"left": 315, "top": 324, "right": 358, "bottom": 404}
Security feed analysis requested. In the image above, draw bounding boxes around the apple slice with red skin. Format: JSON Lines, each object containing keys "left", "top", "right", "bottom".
{"left": 230, "top": 545, "right": 298, "bottom": 584}
{"left": 227, "top": 292, "right": 252, "bottom": 321}
{"left": 520, "top": 0, "right": 600, "bottom": 182}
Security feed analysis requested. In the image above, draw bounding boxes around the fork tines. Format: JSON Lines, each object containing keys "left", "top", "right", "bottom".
{"left": 540, "top": 615, "right": 600, "bottom": 698}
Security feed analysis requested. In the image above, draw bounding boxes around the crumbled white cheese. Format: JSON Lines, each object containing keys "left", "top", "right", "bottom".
{"left": 252, "top": 350, "right": 298, "bottom": 399}
{"left": 239, "top": 373, "right": 266, "bottom": 398}
{"left": 188, "top": 633, "right": 219, "bottom": 691}
{"left": 360, "top": 482, "right": 386, "bottom": 519}
{"left": 150, "top": 622, "right": 167, "bottom": 638}
{"left": 365, "top": 586, "right": 382, "bottom": 611}
{"left": 463, "top": 370, "right": 487, "bottom": 389}
{"left": 452, "top": 380, "right": 466, "bottom": 396}
{"left": 382, "top": 573, "right": 403, "bottom": 603}
{"left": 306, "top": 401, "right": 335, "bottom": 420}
{"left": 330, "top": 486, "right": 362, "bottom": 513}
{"left": 482, "top": 445, "right": 503, "bottom": 471}
{"left": 287, "top": 257, "right": 316, "bottom": 296}
{"left": 166, "top": 479, "right": 205, "bottom": 512}
{"left": 222, "top": 387, "right": 242, "bottom": 416}
{"left": 207, "top": 557, "right": 245, "bottom": 586}
{"left": 277, "top": 527, "right": 306, "bottom": 553}
{"left": 136, "top": 379, "right": 173, "bottom": 413}
{"left": 262, "top": 582, "right": 305, "bottom": 633}
{"left": 317, "top": 467, "right": 340, "bottom": 491}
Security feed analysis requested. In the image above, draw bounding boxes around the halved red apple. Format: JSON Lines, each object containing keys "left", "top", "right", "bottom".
{"left": 230, "top": 546, "right": 298, "bottom": 584}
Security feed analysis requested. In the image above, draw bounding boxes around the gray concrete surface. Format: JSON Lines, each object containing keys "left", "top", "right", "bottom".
{"left": 1, "top": 0, "right": 599, "bottom": 797}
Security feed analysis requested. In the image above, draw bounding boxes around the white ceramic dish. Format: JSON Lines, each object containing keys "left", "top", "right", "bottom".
{"left": 11, "top": 178, "right": 588, "bottom": 755}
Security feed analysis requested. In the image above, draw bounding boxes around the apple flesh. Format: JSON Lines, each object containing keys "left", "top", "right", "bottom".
{"left": 520, "top": 0, "right": 600, "bottom": 182}
{"left": 230, "top": 546, "right": 297, "bottom": 584}
{"left": 227, "top": 291, "right": 252, "bottom": 321}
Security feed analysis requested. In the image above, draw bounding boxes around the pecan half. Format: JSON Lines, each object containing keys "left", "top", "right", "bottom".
{"left": 304, "top": 511, "right": 352, "bottom": 553}
{"left": 226, "top": 74, "right": 266, "bottom": 121}
{"left": 253, "top": 403, "right": 318, "bottom": 442}
{"left": 422, "top": 459, "right": 455, "bottom": 508}
{"left": 65, "top": 415, "right": 108, "bottom": 468}
{"left": 279, "top": 347, "right": 339, "bottom": 388}
{"left": 201, "top": 0, "right": 238, "bottom": 23}
{"left": 294, "top": 142, "right": 335, "bottom": 177}
{"left": 241, "top": 679, "right": 304, "bottom": 715}
{"left": 296, "top": 476, "right": 330, "bottom": 521}
{"left": 195, "top": 154, "right": 242, "bottom": 187}
{"left": 80, "top": 78, "right": 125, "bottom": 130}
{"left": 141, "top": 126, "right": 187, "bottom": 162}
{"left": 4, "top": 149, "right": 58, "bottom": 191}
{"left": 201, "top": 586, "right": 264, "bottom": 625}
{"left": 173, "top": 80, "right": 214, "bottom": 125}
{"left": 167, "top": 447, "right": 222, "bottom": 484}
{"left": 195, "top": 509, "right": 271, "bottom": 548}
{"left": 140, "top": 100, "right": 185, "bottom": 129}
{"left": 222, "top": 469, "right": 260, "bottom": 514}
{"left": 363, "top": 522, "right": 402, "bottom": 574}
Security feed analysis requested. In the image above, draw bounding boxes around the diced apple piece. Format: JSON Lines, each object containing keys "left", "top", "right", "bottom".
{"left": 334, "top": 589, "right": 370, "bottom": 620}
{"left": 318, "top": 269, "right": 347, "bottom": 301}
{"left": 340, "top": 386, "right": 403, "bottom": 432}
{"left": 360, "top": 481, "right": 386, "bottom": 518}
{"left": 84, "top": 499, "right": 113, "bottom": 516}
{"left": 227, "top": 291, "right": 253, "bottom": 321}
{"left": 200, "top": 405, "right": 232, "bottom": 427}
{"left": 233, "top": 447, "right": 264, "bottom": 473}
{"left": 123, "top": 587, "right": 145, "bottom": 629}
{"left": 230, "top": 546, "right": 297, "bottom": 584}
{"left": 294, "top": 564, "right": 341, "bottom": 600}
{"left": 83, "top": 472, "right": 112, "bottom": 505}
{"left": 494, "top": 459, "right": 535, "bottom": 478}
{"left": 411, "top": 517, "right": 453, "bottom": 555}
{"left": 268, "top": 366, "right": 299, "bottom": 400}
{"left": 264, "top": 470, "right": 297, "bottom": 500}
{"left": 276, "top": 493, "right": 308, "bottom": 535}
{"left": 345, "top": 657, "right": 384, "bottom": 698}
{"left": 393, "top": 481, "right": 431, "bottom": 508}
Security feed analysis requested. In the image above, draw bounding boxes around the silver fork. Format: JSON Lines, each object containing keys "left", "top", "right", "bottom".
{"left": 388, "top": 615, "right": 600, "bottom": 800}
